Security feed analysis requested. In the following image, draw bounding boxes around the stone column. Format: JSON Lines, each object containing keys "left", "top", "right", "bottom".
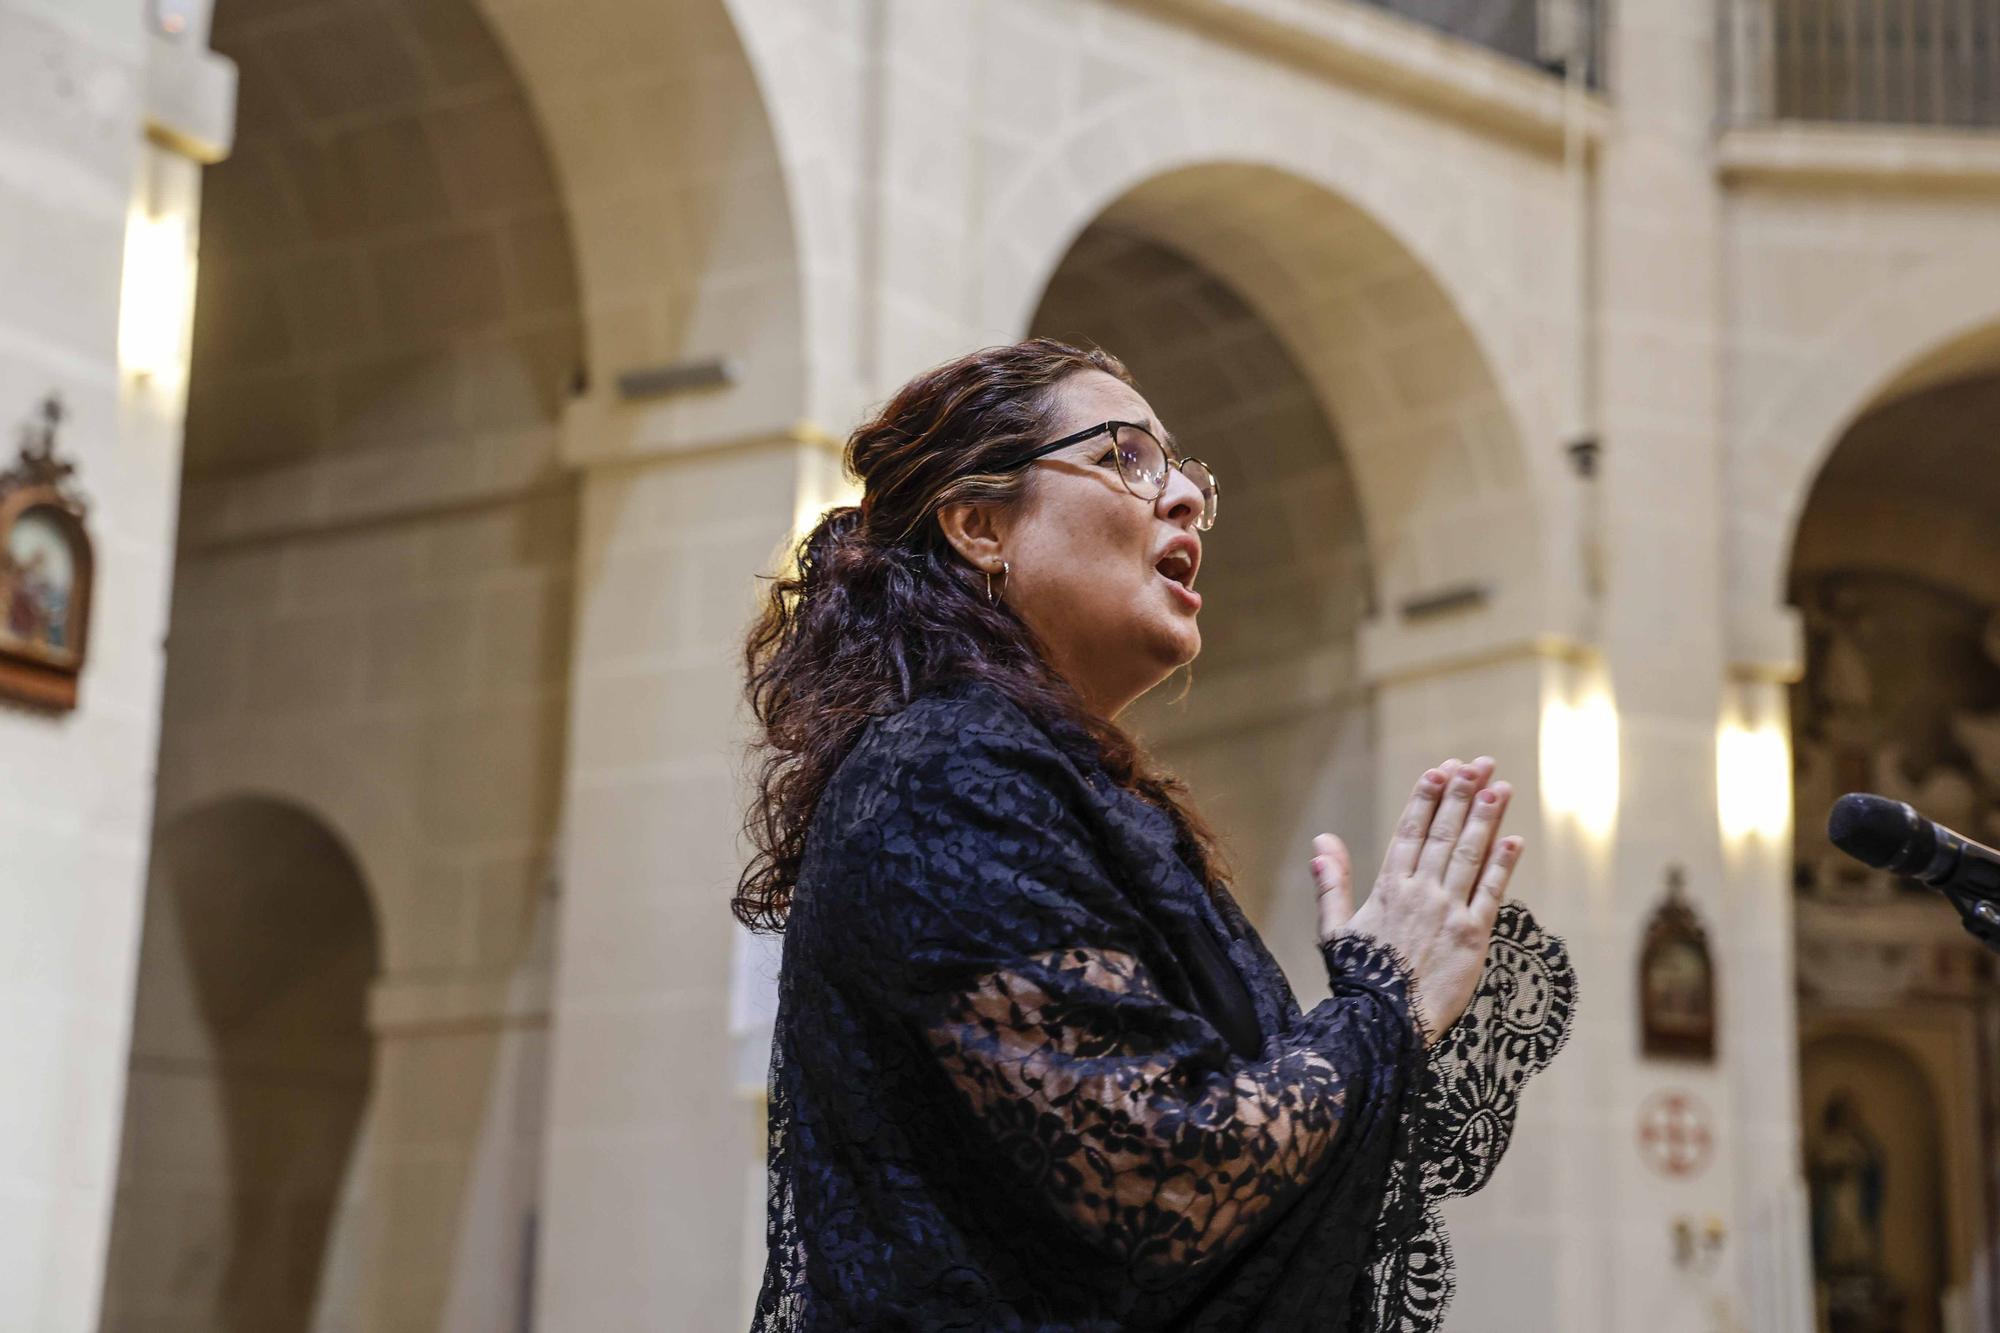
{"left": 0, "top": 4, "right": 230, "bottom": 1328}
{"left": 1588, "top": 0, "right": 1809, "bottom": 1325}
{"left": 1716, "top": 656, "right": 1814, "bottom": 1333}
{"left": 534, "top": 420, "right": 848, "bottom": 1330}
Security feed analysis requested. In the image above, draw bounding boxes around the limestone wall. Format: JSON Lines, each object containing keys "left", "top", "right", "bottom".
{"left": 108, "top": 0, "right": 584, "bottom": 1323}
{"left": 0, "top": 3, "right": 193, "bottom": 1329}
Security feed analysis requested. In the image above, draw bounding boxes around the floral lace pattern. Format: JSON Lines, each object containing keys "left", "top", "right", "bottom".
{"left": 1358, "top": 902, "right": 1578, "bottom": 1332}
{"left": 751, "top": 683, "right": 1573, "bottom": 1331}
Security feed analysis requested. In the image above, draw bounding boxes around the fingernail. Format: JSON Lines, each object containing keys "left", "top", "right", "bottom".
{"left": 1421, "top": 769, "right": 1442, "bottom": 788}
{"left": 1311, "top": 856, "right": 1326, "bottom": 876}
{"left": 1479, "top": 788, "right": 1499, "bottom": 804}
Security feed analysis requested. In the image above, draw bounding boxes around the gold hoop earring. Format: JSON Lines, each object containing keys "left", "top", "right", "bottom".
{"left": 986, "top": 559, "right": 1009, "bottom": 605}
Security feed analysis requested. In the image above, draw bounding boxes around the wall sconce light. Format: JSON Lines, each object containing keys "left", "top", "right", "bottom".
{"left": 1717, "top": 718, "right": 1790, "bottom": 845}
{"left": 1541, "top": 678, "right": 1619, "bottom": 839}
{"left": 118, "top": 209, "right": 195, "bottom": 386}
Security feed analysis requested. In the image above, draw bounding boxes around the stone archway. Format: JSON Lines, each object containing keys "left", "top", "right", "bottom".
{"left": 153, "top": 0, "right": 585, "bottom": 1325}
{"left": 1013, "top": 151, "right": 1548, "bottom": 986}
{"left": 100, "top": 798, "right": 379, "bottom": 1332}
{"left": 976, "top": 85, "right": 1558, "bottom": 623}
{"left": 1785, "top": 356, "right": 2000, "bottom": 1333}
{"left": 1734, "top": 261, "right": 2000, "bottom": 632}
{"left": 474, "top": 0, "right": 813, "bottom": 452}
{"left": 1798, "top": 1031, "right": 1955, "bottom": 1332}
{"left": 1028, "top": 224, "right": 1378, "bottom": 992}
{"left": 1005, "top": 149, "right": 1566, "bottom": 1326}
{"left": 189, "top": 0, "right": 587, "bottom": 492}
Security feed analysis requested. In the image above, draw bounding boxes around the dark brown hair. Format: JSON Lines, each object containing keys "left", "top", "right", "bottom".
{"left": 734, "top": 337, "right": 1224, "bottom": 932}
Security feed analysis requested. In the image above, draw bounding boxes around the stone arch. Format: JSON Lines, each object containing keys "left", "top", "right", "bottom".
{"left": 163, "top": 14, "right": 581, "bottom": 1307}
{"left": 1791, "top": 374, "right": 2000, "bottom": 609}
{"left": 154, "top": 754, "right": 417, "bottom": 973}
{"left": 193, "top": 0, "right": 588, "bottom": 486}
{"left": 984, "top": 112, "right": 1551, "bottom": 617}
{"left": 475, "top": 0, "right": 811, "bottom": 448}
{"left": 101, "top": 797, "right": 380, "bottom": 1332}
{"left": 170, "top": 0, "right": 576, "bottom": 986}
{"left": 1798, "top": 1030, "right": 1953, "bottom": 1326}
{"left": 1785, "top": 349, "right": 2000, "bottom": 1323}
{"left": 1737, "top": 258, "right": 2000, "bottom": 623}
{"left": 1028, "top": 226, "right": 1378, "bottom": 993}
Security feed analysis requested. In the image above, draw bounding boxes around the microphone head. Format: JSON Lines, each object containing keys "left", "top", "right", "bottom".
{"left": 1828, "top": 793, "right": 1924, "bottom": 871}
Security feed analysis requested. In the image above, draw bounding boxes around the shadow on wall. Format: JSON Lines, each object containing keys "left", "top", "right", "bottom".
{"left": 100, "top": 798, "right": 378, "bottom": 1333}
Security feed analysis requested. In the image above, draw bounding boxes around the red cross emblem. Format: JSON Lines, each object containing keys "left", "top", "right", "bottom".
{"left": 1637, "top": 1090, "right": 1714, "bottom": 1178}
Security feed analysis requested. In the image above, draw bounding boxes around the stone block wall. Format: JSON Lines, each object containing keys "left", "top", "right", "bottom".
{"left": 0, "top": 4, "right": 183, "bottom": 1330}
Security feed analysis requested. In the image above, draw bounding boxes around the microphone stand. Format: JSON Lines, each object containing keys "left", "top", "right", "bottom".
{"left": 1939, "top": 883, "right": 2000, "bottom": 954}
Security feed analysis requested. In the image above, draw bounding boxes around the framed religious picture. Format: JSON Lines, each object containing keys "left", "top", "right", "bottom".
{"left": 1639, "top": 866, "right": 1717, "bottom": 1061}
{"left": 0, "top": 397, "right": 93, "bottom": 712}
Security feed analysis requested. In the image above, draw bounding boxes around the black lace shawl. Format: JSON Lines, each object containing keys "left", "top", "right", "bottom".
{"left": 752, "top": 682, "right": 1574, "bottom": 1331}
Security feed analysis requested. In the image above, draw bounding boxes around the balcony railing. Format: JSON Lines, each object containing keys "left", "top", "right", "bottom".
{"left": 1724, "top": 0, "right": 2000, "bottom": 127}
{"left": 1360, "top": 0, "right": 1606, "bottom": 87}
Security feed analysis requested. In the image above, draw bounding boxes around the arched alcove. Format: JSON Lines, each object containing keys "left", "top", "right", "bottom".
{"left": 1041, "top": 164, "right": 1537, "bottom": 614}
{"left": 1738, "top": 267, "right": 2000, "bottom": 626}
{"left": 100, "top": 798, "right": 379, "bottom": 1332}
{"left": 1798, "top": 1032, "right": 1951, "bottom": 1332}
{"left": 1786, "top": 358, "right": 2000, "bottom": 1333}
{"left": 1018, "top": 157, "right": 1533, "bottom": 996}
{"left": 474, "top": 0, "right": 812, "bottom": 446}
{"left": 1028, "top": 223, "right": 1377, "bottom": 993}
{"left": 190, "top": 0, "right": 586, "bottom": 484}
{"left": 151, "top": 0, "right": 584, "bottom": 1325}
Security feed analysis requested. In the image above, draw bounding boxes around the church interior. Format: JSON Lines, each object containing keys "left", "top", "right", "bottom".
{"left": 8, "top": 0, "right": 2000, "bottom": 1328}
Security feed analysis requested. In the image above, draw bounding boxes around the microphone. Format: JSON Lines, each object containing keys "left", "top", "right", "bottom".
{"left": 1827, "top": 792, "right": 2000, "bottom": 946}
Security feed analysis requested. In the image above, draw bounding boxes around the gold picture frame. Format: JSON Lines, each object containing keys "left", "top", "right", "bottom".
{"left": 0, "top": 398, "right": 93, "bottom": 712}
{"left": 1639, "top": 866, "right": 1717, "bottom": 1062}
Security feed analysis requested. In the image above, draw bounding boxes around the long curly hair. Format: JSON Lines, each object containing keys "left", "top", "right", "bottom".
{"left": 734, "top": 337, "right": 1225, "bottom": 932}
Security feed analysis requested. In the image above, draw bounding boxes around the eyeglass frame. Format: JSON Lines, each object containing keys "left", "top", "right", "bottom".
{"left": 990, "top": 420, "right": 1218, "bottom": 529}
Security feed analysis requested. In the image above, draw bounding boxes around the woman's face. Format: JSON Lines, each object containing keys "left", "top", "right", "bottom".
{"left": 983, "top": 370, "right": 1208, "bottom": 718}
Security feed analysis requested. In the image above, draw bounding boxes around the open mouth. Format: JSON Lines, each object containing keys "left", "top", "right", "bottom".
{"left": 1154, "top": 543, "right": 1201, "bottom": 609}
{"left": 1155, "top": 548, "right": 1195, "bottom": 589}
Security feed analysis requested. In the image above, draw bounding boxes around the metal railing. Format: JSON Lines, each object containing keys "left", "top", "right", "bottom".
{"left": 1723, "top": 0, "right": 2000, "bottom": 127}
{"left": 1360, "top": 0, "right": 1606, "bottom": 88}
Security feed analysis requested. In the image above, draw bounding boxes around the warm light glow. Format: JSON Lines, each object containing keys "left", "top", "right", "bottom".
{"left": 1541, "top": 684, "right": 1620, "bottom": 839}
{"left": 1718, "top": 720, "right": 1791, "bottom": 844}
{"left": 118, "top": 210, "right": 195, "bottom": 384}
{"left": 790, "top": 476, "right": 863, "bottom": 553}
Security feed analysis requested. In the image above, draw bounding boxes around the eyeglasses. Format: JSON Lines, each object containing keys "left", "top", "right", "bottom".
{"left": 996, "top": 420, "right": 1218, "bottom": 531}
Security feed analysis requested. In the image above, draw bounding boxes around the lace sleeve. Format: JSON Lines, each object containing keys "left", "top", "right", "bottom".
{"left": 837, "top": 715, "right": 1428, "bottom": 1285}
{"left": 921, "top": 929, "right": 1421, "bottom": 1277}
{"left": 1360, "top": 900, "right": 1578, "bottom": 1332}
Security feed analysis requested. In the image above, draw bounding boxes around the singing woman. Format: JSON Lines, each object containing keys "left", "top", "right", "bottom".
{"left": 739, "top": 339, "right": 1574, "bottom": 1331}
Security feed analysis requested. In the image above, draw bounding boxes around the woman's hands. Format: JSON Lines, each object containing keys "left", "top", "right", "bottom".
{"left": 1309, "top": 758, "right": 1523, "bottom": 1047}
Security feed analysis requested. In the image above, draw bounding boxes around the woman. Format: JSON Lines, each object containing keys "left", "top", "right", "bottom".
{"left": 739, "top": 339, "right": 1574, "bottom": 1331}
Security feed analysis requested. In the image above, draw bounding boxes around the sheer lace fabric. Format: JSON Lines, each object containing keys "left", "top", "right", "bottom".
{"left": 752, "top": 683, "right": 1574, "bottom": 1331}
{"left": 925, "top": 941, "right": 1380, "bottom": 1275}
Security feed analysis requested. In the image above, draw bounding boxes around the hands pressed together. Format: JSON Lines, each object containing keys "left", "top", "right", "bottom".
{"left": 1310, "top": 757, "right": 1521, "bottom": 1047}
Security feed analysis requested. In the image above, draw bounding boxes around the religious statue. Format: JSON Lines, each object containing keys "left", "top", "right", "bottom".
{"left": 1807, "top": 1092, "right": 1903, "bottom": 1333}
